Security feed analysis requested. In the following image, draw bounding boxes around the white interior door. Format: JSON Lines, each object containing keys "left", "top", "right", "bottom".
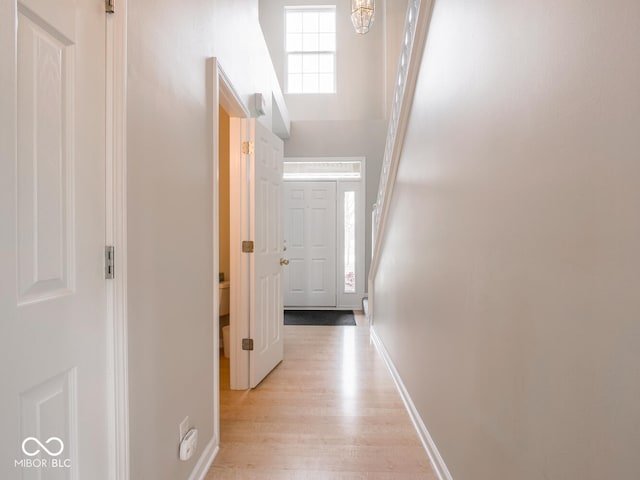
{"left": 0, "top": 0, "right": 110, "bottom": 477}
{"left": 250, "top": 120, "right": 285, "bottom": 387}
{"left": 283, "top": 182, "right": 337, "bottom": 307}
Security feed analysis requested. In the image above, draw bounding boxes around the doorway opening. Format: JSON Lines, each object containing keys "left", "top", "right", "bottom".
{"left": 211, "top": 60, "right": 252, "bottom": 454}
{"left": 218, "top": 104, "right": 232, "bottom": 391}
{"left": 282, "top": 158, "right": 366, "bottom": 310}
{"left": 212, "top": 61, "right": 287, "bottom": 454}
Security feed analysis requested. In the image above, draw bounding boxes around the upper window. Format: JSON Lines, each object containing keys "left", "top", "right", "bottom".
{"left": 285, "top": 6, "right": 336, "bottom": 94}
{"left": 283, "top": 160, "right": 361, "bottom": 180}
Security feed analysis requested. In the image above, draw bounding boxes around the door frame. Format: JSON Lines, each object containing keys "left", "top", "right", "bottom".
{"left": 282, "top": 157, "right": 367, "bottom": 310}
{"left": 336, "top": 172, "right": 366, "bottom": 309}
{"left": 106, "top": 2, "right": 129, "bottom": 479}
{"left": 221, "top": 105, "right": 286, "bottom": 391}
{"left": 228, "top": 115, "right": 251, "bottom": 391}
{"left": 210, "top": 60, "right": 252, "bottom": 406}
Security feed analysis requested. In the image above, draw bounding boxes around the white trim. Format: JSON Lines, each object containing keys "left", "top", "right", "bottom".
{"left": 246, "top": 118, "right": 257, "bottom": 387}
{"left": 211, "top": 58, "right": 251, "bottom": 396}
{"left": 229, "top": 115, "right": 251, "bottom": 390}
{"left": 370, "top": 326, "right": 453, "bottom": 480}
{"left": 336, "top": 171, "right": 366, "bottom": 309}
{"left": 285, "top": 156, "right": 363, "bottom": 166}
{"left": 209, "top": 57, "right": 221, "bottom": 472}
{"left": 218, "top": 65, "right": 250, "bottom": 118}
{"left": 284, "top": 306, "right": 355, "bottom": 311}
{"left": 106, "top": 3, "right": 129, "bottom": 479}
{"left": 284, "top": 4, "right": 337, "bottom": 13}
{"left": 209, "top": 59, "right": 251, "bottom": 479}
{"left": 187, "top": 438, "right": 219, "bottom": 480}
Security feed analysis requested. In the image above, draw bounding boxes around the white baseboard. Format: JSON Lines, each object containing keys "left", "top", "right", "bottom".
{"left": 283, "top": 306, "right": 358, "bottom": 311}
{"left": 188, "top": 437, "right": 219, "bottom": 480}
{"left": 370, "top": 326, "right": 453, "bottom": 480}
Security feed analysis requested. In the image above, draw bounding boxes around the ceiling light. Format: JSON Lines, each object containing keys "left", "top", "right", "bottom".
{"left": 351, "top": 0, "right": 375, "bottom": 34}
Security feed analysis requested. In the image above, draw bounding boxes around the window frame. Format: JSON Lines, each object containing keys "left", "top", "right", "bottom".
{"left": 284, "top": 5, "right": 337, "bottom": 95}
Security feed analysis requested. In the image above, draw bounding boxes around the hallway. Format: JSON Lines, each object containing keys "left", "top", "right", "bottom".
{"left": 207, "top": 313, "right": 436, "bottom": 479}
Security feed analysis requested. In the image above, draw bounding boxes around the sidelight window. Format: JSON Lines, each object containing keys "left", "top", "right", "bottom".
{"left": 343, "top": 191, "right": 356, "bottom": 293}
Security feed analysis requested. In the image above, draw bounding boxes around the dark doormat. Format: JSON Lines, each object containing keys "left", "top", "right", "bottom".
{"left": 284, "top": 310, "right": 356, "bottom": 326}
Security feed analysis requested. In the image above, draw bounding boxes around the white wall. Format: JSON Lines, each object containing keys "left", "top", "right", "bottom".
{"left": 126, "top": 1, "right": 286, "bottom": 478}
{"left": 260, "top": 0, "right": 407, "bottom": 282}
{"left": 373, "top": 1, "right": 640, "bottom": 479}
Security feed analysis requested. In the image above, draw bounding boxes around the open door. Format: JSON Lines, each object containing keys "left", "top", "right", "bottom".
{"left": 0, "top": 0, "right": 111, "bottom": 476}
{"left": 249, "top": 120, "right": 285, "bottom": 387}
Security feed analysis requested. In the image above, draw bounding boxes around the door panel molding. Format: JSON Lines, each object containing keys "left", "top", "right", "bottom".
{"left": 17, "top": 7, "right": 75, "bottom": 305}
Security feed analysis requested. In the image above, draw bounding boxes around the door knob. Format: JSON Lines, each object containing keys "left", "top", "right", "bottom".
{"left": 280, "top": 258, "right": 289, "bottom": 266}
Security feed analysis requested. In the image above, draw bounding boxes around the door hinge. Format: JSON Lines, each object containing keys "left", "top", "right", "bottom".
{"left": 241, "top": 141, "right": 254, "bottom": 155}
{"left": 242, "top": 240, "right": 254, "bottom": 253}
{"left": 105, "top": 0, "right": 115, "bottom": 13}
{"left": 242, "top": 338, "right": 254, "bottom": 351}
{"left": 105, "top": 246, "right": 115, "bottom": 279}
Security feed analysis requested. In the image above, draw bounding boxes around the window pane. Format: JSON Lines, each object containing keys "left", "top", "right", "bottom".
{"left": 344, "top": 191, "right": 356, "bottom": 294}
{"left": 302, "top": 73, "right": 318, "bottom": 93}
{"left": 318, "top": 53, "right": 333, "bottom": 73}
{"left": 288, "top": 54, "right": 302, "bottom": 74}
{"left": 286, "top": 12, "right": 303, "bottom": 33}
{"left": 302, "top": 12, "right": 319, "bottom": 32}
{"left": 288, "top": 73, "right": 303, "bottom": 93}
{"left": 302, "top": 33, "right": 319, "bottom": 52}
{"left": 286, "top": 33, "right": 302, "bottom": 52}
{"left": 302, "top": 54, "right": 319, "bottom": 74}
{"left": 283, "top": 161, "right": 362, "bottom": 180}
{"left": 318, "top": 73, "right": 334, "bottom": 93}
{"left": 318, "top": 33, "right": 335, "bottom": 51}
{"left": 318, "top": 11, "right": 335, "bottom": 32}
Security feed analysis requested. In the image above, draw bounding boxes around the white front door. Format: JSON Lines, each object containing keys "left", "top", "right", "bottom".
{"left": 250, "top": 120, "right": 285, "bottom": 387}
{"left": 283, "top": 182, "right": 337, "bottom": 307}
{"left": 0, "top": 0, "right": 110, "bottom": 477}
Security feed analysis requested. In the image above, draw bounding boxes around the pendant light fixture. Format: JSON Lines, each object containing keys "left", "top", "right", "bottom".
{"left": 351, "top": 0, "right": 375, "bottom": 34}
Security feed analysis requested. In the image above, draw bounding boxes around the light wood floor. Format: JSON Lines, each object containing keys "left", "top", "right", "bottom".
{"left": 207, "top": 312, "right": 436, "bottom": 479}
